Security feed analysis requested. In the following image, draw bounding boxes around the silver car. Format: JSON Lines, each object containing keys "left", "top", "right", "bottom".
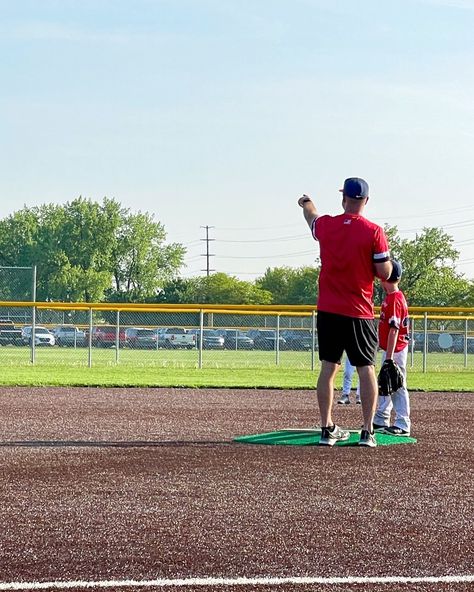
{"left": 21, "top": 326, "right": 56, "bottom": 346}
{"left": 52, "top": 325, "right": 86, "bottom": 347}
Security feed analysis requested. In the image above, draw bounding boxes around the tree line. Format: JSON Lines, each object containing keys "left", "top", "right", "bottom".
{"left": 0, "top": 197, "right": 472, "bottom": 307}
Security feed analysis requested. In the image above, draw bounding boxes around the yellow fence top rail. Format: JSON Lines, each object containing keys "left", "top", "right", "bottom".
{"left": 0, "top": 301, "right": 473, "bottom": 316}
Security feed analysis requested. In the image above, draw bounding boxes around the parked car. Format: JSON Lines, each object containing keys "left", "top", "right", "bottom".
{"left": 189, "top": 329, "right": 225, "bottom": 349}
{"left": 411, "top": 332, "right": 424, "bottom": 352}
{"left": 281, "top": 330, "right": 314, "bottom": 351}
{"left": 125, "top": 327, "right": 159, "bottom": 349}
{"left": 247, "top": 329, "right": 286, "bottom": 350}
{"left": 412, "top": 332, "right": 460, "bottom": 353}
{"left": 21, "top": 326, "right": 55, "bottom": 347}
{"left": 223, "top": 330, "right": 254, "bottom": 350}
{"left": 451, "top": 334, "right": 474, "bottom": 354}
{"left": 0, "top": 319, "right": 23, "bottom": 346}
{"left": 451, "top": 334, "right": 464, "bottom": 354}
{"left": 52, "top": 325, "right": 86, "bottom": 347}
{"left": 88, "top": 325, "right": 126, "bottom": 348}
{"left": 157, "top": 327, "right": 196, "bottom": 349}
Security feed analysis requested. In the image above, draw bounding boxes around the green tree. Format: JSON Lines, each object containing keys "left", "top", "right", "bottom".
{"left": 0, "top": 197, "right": 185, "bottom": 302}
{"left": 108, "top": 210, "right": 185, "bottom": 302}
{"left": 374, "top": 227, "right": 472, "bottom": 307}
{"left": 0, "top": 208, "right": 40, "bottom": 299}
{"left": 155, "top": 278, "right": 196, "bottom": 304}
{"left": 256, "top": 266, "right": 319, "bottom": 304}
{"left": 160, "top": 273, "right": 272, "bottom": 305}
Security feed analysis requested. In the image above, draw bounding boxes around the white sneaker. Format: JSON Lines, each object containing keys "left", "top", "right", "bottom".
{"left": 384, "top": 426, "right": 410, "bottom": 437}
{"left": 319, "top": 425, "right": 351, "bottom": 446}
{"left": 358, "top": 429, "right": 377, "bottom": 447}
{"left": 337, "top": 395, "right": 350, "bottom": 405}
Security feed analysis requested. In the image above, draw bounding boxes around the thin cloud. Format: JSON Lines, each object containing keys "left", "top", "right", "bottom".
{"left": 0, "top": 21, "right": 177, "bottom": 44}
{"left": 418, "top": 0, "right": 474, "bottom": 10}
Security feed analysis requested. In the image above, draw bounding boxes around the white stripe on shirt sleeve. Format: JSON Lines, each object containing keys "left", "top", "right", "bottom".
{"left": 373, "top": 251, "right": 390, "bottom": 261}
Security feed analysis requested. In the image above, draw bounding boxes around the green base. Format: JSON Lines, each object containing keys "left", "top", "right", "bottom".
{"left": 234, "top": 428, "right": 417, "bottom": 447}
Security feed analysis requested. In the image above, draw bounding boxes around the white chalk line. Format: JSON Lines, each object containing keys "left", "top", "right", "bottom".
{"left": 0, "top": 575, "right": 474, "bottom": 590}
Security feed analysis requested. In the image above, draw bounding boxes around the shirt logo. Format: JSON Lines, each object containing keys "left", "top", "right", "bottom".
{"left": 344, "top": 219, "right": 352, "bottom": 225}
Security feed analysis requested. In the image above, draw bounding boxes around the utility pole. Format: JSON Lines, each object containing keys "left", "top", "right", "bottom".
{"left": 200, "top": 225, "right": 215, "bottom": 276}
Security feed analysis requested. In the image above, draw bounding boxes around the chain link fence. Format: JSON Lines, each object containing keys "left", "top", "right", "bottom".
{"left": 0, "top": 302, "right": 472, "bottom": 371}
{"left": 0, "top": 266, "right": 35, "bottom": 303}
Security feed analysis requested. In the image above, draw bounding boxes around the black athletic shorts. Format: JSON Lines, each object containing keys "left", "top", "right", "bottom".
{"left": 316, "top": 310, "right": 378, "bottom": 367}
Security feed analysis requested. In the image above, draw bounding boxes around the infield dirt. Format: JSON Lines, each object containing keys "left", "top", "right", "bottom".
{"left": 1, "top": 387, "right": 473, "bottom": 591}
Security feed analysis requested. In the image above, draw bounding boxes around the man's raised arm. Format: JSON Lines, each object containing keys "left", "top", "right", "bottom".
{"left": 298, "top": 194, "right": 318, "bottom": 229}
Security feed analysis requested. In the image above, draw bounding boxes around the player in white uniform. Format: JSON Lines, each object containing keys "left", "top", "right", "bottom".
{"left": 337, "top": 357, "right": 361, "bottom": 404}
{"left": 373, "top": 260, "right": 411, "bottom": 436}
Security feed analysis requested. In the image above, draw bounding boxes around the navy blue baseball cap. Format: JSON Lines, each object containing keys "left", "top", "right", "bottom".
{"left": 388, "top": 259, "right": 403, "bottom": 282}
{"left": 339, "top": 177, "right": 369, "bottom": 199}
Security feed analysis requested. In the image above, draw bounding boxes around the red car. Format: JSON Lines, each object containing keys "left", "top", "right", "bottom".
{"left": 89, "top": 325, "right": 127, "bottom": 348}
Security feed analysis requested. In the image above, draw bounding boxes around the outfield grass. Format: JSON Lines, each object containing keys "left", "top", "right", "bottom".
{"left": 0, "top": 345, "right": 472, "bottom": 390}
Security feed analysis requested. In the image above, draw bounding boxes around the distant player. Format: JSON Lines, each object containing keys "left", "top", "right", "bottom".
{"left": 337, "top": 357, "right": 360, "bottom": 405}
{"left": 374, "top": 260, "right": 411, "bottom": 436}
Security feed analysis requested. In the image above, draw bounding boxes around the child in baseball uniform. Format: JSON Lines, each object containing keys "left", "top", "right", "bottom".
{"left": 373, "top": 260, "right": 411, "bottom": 436}
{"left": 337, "top": 357, "right": 361, "bottom": 405}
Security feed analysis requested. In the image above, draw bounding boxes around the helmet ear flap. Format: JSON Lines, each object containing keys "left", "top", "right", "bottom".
{"left": 389, "top": 259, "right": 402, "bottom": 282}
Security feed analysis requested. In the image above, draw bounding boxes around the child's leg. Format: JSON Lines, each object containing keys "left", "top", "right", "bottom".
{"left": 373, "top": 351, "right": 392, "bottom": 427}
{"left": 391, "top": 347, "right": 411, "bottom": 433}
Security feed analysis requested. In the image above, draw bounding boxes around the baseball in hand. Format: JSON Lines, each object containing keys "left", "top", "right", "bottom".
{"left": 298, "top": 194, "right": 312, "bottom": 207}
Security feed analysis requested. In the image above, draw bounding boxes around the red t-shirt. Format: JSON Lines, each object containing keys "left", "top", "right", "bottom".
{"left": 378, "top": 290, "right": 410, "bottom": 352}
{"left": 313, "top": 213, "right": 390, "bottom": 319}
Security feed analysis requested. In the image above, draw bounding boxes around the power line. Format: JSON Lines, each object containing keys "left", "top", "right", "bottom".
{"left": 216, "top": 233, "right": 308, "bottom": 244}
{"left": 182, "top": 239, "right": 202, "bottom": 247}
{"left": 218, "top": 249, "right": 317, "bottom": 260}
{"left": 192, "top": 222, "right": 474, "bottom": 247}
{"left": 218, "top": 222, "right": 302, "bottom": 231}
{"left": 185, "top": 255, "right": 203, "bottom": 262}
{"left": 398, "top": 220, "right": 474, "bottom": 233}
{"left": 374, "top": 204, "right": 474, "bottom": 221}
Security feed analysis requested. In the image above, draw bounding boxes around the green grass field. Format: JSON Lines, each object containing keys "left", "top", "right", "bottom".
{"left": 0, "top": 345, "right": 472, "bottom": 390}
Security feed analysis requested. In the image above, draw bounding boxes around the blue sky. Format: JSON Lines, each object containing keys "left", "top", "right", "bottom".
{"left": 1, "top": 0, "right": 474, "bottom": 280}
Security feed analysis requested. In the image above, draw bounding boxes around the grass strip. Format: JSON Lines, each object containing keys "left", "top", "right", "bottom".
{"left": 0, "top": 365, "right": 473, "bottom": 391}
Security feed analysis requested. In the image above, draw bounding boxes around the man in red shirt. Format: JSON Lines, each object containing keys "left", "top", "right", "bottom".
{"left": 298, "top": 177, "right": 392, "bottom": 447}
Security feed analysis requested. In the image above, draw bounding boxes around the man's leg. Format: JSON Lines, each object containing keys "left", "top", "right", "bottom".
{"left": 317, "top": 360, "right": 350, "bottom": 446}
{"left": 357, "top": 365, "right": 378, "bottom": 432}
{"left": 317, "top": 360, "right": 340, "bottom": 427}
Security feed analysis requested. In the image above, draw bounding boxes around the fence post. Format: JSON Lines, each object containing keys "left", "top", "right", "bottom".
{"left": 423, "top": 312, "right": 428, "bottom": 373}
{"left": 115, "top": 310, "right": 120, "bottom": 364}
{"left": 198, "top": 310, "right": 204, "bottom": 369}
{"left": 88, "top": 308, "right": 93, "bottom": 368}
{"left": 276, "top": 315, "right": 280, "bottom": 366}
{"left": 311, "top": 310, "right": 316, "bottom": 371}
{"left": 30, "top": 266, "right": 37, "bottom": 365}
{"left": 464, "top": 319, "right": 468, "bottom": 369}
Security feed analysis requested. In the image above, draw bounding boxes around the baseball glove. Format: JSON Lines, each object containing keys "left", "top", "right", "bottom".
{"left": 378, "top": 359, "right": 404, "bottom": 396}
